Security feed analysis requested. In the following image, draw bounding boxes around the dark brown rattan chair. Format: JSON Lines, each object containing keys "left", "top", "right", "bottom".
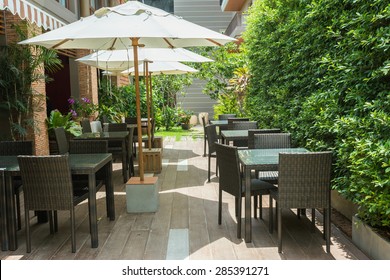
{"left": 252, "top": 133, "right": 291, "bottom": 219}
{"left": 205, "top": 124, "right": 219, "bottom": 182}
{"left": 54, "top": 127, "right": 69, "bottom": 155}
{"left": 17, "top": 155, "right": 90, "bottom": 253}
{"left": 0, "top": 140, "right": 33, "bottom": 230}
{"left": 107, "top": 123, "right": 133, "bottom": 177}
{"left": 218, "top": 114, "right": 236, "bottom": 120}
{"left": 215, "top": 143, "right": 277, "bottom": 238}
{"left": 269, "top": 151, "right": 332, "bottom": 253}
{"left": 248, "top": 129, "right": 282, "bottom": 149}
{"left": 229, "top": 121, "right": 258, "bottom": 147}
{"left": 81, "top": 118, "right": 92, "bottom": 133}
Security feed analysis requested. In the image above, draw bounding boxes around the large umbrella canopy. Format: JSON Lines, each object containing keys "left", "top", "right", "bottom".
{"left": 76, "top": 48, "right": 212, "bottom": 72}
{"left": 19, "top": 2, "right": 234, "bottom": 49}
{"left": 123, "top": 61, "right": 198, "bottom": 75}
{"left": 19, "top": 1, "right": 235, "bottom": 181}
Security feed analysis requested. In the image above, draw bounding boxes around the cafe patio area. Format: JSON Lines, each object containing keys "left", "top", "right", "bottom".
{"left": 0, "top": 126, "right": 368, "bottom": 261}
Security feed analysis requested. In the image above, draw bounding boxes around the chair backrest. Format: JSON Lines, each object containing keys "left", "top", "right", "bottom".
{"left": 90, "top": 121, "right": 103, "bottom": 133}
{"left": 107, "top": 123, "right": 127, "bottom": 132}
{"left": 278, "top": 152, "right": 332, "bottom": 209}
{"left": 253, "top": 133, "right": 291, "bottom": 149}
{"left": 17, "top": 155, "right": 74, "bottom": 211}
{"left": 0, "top": 140, "right": 33, "bottom": 155}
{"left": 205, "top": 124, "right": 218, "bottom": 154}
{"left": 248, "top": 129, "right": 282, "bottom": 149}
{"left": 218, "top": 114, "right": 236, "bottom": 120}
{"left": 227, "top": 118, "right": 251, "bottom": 130}
{"left": 201, "top": 115, "right": 207, "bottom": 135}
{"left": 229, "top": 121, "right": 257, "bottom": 130}
{"left": 69, "top": 140, "right": 108, "bottom": 154}
{"left": 54, "top": 127, "right": 69, "bottom": 155}
{"left": 214, "top": 143, "right": 241, "bottom": 197}
{"left": 81, "top": 119, "right": 92, "bottom": 133}
{"left": 124, "top": 117, "right": 138, "bottom": 136}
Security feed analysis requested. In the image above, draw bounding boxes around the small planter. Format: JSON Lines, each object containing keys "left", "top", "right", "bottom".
{"left": 352, "top": 215, "right": 390, "bottom": 259}
{"left": 181, "top": 123, "right": 190, "bottom": 130}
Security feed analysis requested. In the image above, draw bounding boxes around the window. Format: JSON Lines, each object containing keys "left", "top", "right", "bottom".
{"left": 56, "top": 0, "right": 69, "bottom": 8}
{"left": 139, "top": 0, "right": 174, "bottom": 13}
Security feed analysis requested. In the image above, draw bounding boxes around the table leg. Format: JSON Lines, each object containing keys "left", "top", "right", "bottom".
{"left": 88, "top": 173, "right": 98, "bottom": 248}
{"left": 1, "top": 170, "right": 8, "bottom": 251}
{"left": 5, "top": 174, "right": 17, "bottom": 250}
{"left": 122, "top": 139, "right": 128, "bottom": 183}
{"left": 105, "top": 161, "right": 115, "bottom": 220}
{"left": 244, "top": 167, "right": 252, "bottom": 243}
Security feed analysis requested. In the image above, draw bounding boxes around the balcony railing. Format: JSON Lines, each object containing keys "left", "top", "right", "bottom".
{"left": 224, "top": 12, "right": 246, "bottom": 38}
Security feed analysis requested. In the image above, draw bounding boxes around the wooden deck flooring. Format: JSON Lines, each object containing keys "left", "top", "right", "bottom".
{"left": 0, "top": 132, "right": 369, "bottom": 260}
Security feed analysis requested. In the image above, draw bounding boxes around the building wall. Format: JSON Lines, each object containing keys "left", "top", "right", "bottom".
{"left": 174, "top": 0, "right": 234, "bottom": 122}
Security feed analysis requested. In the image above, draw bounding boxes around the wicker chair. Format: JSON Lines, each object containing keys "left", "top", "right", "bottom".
{"left": 124, "top": 117, "right": 138, "bottom": 157}
{"left": 248, "top": 129, "right": 282, "bottom": 149}
{"left": 205, "top": 124, "right": 219, "bottom": 182}
{"left": 69, "top": 139, "right": 107, "bottom": 190}
{"left": 269, "top": 151, "right": 332, "bottom": 253}
{"left": 215, "top": 143, "right": 277, "bottom": 238}
{"left": 229, "top": 121, "right": 258, "bottom": 147}
{"left": 218, "top": 114, "right": 236, "bottom": 120}
{"left": 0, "top": 140, "right": 33, "bottom": 230}
{"left": 227, "top": 117, "right": 250, "bottom": 128}
{"left": 80, "top": 118, "right": 92, "bottom": 133}
{"left": 107, "top": 123, "right": 133, "bottom": 177}
{"left": 54, "top": 127, "right": 69, "bottom": 155}
{"left": 17, "top": 155, "right": 90, "bottom": 253}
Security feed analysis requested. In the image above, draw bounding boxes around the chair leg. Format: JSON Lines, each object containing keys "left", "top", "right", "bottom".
{"left": 70, "top": 208, "right": 76, "bottom": 253}
{"left": 237, "top": 196, "right": 242, "bottom": 239}
{"left": 216, "top": 158, "right": 218, "bottom": 178}
{"left": 311, "top": 208, "right": 316, "bottom": 233}
{"left": 278, "top": 207, "right": 282, "bottom": 253}
{"left": 25, "top": 208, "right": 31, "bottom": 253}
{"left": 54, "top": 210, "right": 58, "bottom": 232}
{"left": 253, "top": 195, "right": 258, "bottom": 219}
{"left": 259, "top": 195, "right": 263, "bottom": 219}
{"left": 207, "top": 155, "right": 211, "bottom": 182}
{"left": 203, "top": 136, "right": 206, "bottom": 157}
{"left": 218, "top": 188, "right": 222, "bottom": 225}
{"left": 326, "top": 207, "right": 331, "bottom": 253}
{"left": 269, "top": 195, "right": 273, "bottom": 233}
{"left": 49, "top": 211, "right": 54, "bottom": 234}
{"left": 15, "top": 192, "right": 21, "bottom": 230}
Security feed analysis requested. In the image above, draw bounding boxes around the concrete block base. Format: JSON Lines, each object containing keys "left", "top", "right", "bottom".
{"left": 126, "top": 176, "right": 159, "bottom": 213}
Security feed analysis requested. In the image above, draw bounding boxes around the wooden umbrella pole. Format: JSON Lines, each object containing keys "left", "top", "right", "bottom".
{"left": 145, "top": 61, "right": 152, "bottom": 150}
{"left": 132, "top": 37, "right": 144, "bottom": 181}
{"left": 149, "top": 73, "right": 154, "bottom": 125}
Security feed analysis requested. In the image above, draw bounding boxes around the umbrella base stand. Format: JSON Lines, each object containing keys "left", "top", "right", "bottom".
{"left": 142, "top": 148, "right": 162, "bottom": 174}
{"left": 126, "top": 176, "right": 159, "bottom": 213}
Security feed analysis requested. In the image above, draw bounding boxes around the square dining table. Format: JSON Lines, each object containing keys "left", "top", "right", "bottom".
{"left": 220, "top": 130, "right": 248, "bottom": 145}
{"left": 0, "top": 153, "right": 114, "bottom": 251}
{"left": 75, "top": 131, "right": 129, "bottom": 182}
{"left": 238, "top": 148, "right": 308, "bottom": 243}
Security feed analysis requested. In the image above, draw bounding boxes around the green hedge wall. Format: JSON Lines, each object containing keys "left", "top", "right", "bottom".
{"left": 243, "top": 0, "right": 390, "bottom": 229}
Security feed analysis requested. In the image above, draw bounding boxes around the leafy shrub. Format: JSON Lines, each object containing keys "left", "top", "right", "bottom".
{"left": 244, "top": 0, "right": 390, "bottom": 229}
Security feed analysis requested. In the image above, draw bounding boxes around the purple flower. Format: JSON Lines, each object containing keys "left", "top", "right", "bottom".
{"left": 68, "top": 98, "right": 75, "bottom": 105}
{"left": 81, "top": 97, "right": 90, "bottom": 103}
{"left": 70, "top": 109, "right": 77, "bottom": 117}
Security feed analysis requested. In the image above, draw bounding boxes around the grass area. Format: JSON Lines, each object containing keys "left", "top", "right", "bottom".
{"left": 154, "top": 125, "right": 203, "bottom": 141}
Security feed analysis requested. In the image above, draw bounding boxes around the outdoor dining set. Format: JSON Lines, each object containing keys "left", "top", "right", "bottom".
{"left": 202, "top": 114, "right": 333, "bottom": 253}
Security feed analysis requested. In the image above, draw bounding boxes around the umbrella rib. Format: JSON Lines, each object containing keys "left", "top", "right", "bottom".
{"left": 163, "top": 38, "right": 174, "bottom": 48}
{"left": 52, "top": 39, "right": 72, "bottom": 49}
{"left": 207, "top": 38, "right": 223, "bottom": 47}
{"left": 108, "top": 38, "right": 118, "bottom": 50}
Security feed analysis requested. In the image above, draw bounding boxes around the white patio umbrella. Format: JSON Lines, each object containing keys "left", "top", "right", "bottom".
{"left": 76, "top": 48, "right": 212, "bottom": 72}
{"left": 19, "top": 1, "right": 235, "bottom": 181}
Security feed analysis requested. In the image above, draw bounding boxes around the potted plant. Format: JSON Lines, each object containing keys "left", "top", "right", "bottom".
{"left": 46, "top": 110, "right": 81, "bottom": 154}
{"left": 68, "top": 96, "right": 98, "bottom": 121}
{"left": 177, "top": 108, "right": 193, "bottom": 130}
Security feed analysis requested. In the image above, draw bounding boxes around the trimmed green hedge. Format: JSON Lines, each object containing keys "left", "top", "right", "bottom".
{"left": 244, "top": 0, "right": 390, "bottom": 229}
